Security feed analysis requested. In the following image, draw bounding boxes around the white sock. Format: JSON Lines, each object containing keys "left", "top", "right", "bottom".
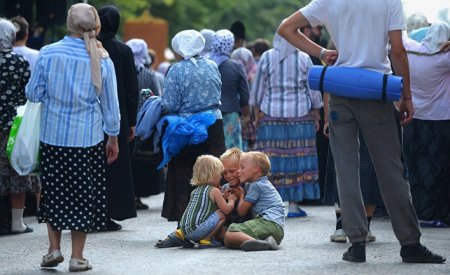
{"left": 11, "top": 208, "right": 26, "bottom": 232}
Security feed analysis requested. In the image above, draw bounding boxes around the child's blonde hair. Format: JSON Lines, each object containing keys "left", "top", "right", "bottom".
{"left": 241, "top": 151, "right": 271, "bottom": 176}
{"left": 191, "top": 155, "right": 224, "bottom": 186}
{"left": 220, "top": 147, "right": 243, "bottom": 162}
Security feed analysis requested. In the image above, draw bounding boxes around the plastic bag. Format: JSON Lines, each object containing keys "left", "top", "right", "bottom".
{"left": 6, "top": 101, "right": 41, "bottom": 175}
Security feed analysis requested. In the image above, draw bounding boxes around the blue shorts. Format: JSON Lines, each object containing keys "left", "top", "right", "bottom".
{"left": 185, "top": 211, "right": 220, "bottom": 242}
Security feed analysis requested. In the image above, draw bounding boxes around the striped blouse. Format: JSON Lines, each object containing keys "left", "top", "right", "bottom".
{"left": 250, "top": 50, "right": 323, "bottom": 118}
{"left": 25, "top": 36, "right": 120, "bottom": 147}
{"left": 179, "top": 185, "right": 217, "bottom": 236}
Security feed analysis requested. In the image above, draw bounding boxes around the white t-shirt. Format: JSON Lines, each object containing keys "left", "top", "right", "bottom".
{"left": 300, "top": 0, "right": 406, "bottom": 74}
{"left": 13, "top": 45, "right": 39, "bottom": 73}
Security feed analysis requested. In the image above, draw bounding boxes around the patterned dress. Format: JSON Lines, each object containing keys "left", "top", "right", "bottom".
{"left": 0, "top": 50, "right": 39, "bottom": 196}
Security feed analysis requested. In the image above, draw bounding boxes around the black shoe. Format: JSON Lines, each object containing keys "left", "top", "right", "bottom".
{"left": 105, "top": 219, "right": 122, "bottom": 231}
{"left": 401, "top": 243, "right": 446, "bottom": 263}
{"left": 135, "top": 198, "right": 149, "bottom": 210}
{"left": 343, "top": 242, "right": 366, "bottom": 263}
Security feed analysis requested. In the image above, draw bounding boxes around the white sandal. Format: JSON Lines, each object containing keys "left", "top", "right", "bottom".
{"left": 41, "top": 250, "right": 64, "bottom": 268}
{"left": 69, "top": 258, "right": 93, "bottom": 272}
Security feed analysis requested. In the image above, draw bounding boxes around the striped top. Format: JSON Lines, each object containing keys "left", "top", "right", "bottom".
{"left": 25, "top": 36, "right": 120, "bottom": 147}
{"left": 179, "top": 185, "right": 217, "bottom": 236}
{"left": 250, "top": 50, "right": 323, "bottom": 118}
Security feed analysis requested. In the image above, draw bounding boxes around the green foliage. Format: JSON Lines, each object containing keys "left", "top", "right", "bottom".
{"left": 86, "top": 0, "right": 311, "bottom": 42}
{"left": 150, "top": 0, "right": 311, "bottom": 42}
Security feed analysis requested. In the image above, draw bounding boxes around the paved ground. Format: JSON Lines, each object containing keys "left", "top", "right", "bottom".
{"left": 0, "top": 193, "right": 449, "bottom": 274}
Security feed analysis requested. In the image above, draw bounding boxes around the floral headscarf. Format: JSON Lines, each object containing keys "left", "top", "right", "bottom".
{"left": 0, "top": 19, "right": 17, "bottom": 51}
{"left": 231, "top": 47, "right": 256, "bottom": 80}
{"left": 210, "top": 29, "right": 234, "bottom": 66}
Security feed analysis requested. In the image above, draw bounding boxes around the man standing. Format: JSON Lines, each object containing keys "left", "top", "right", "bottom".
{"left": 11, "top": 16, "right": 39, "bottom": 72}
{"left": 278, "top": 0, "right": 445, "bottom": 264}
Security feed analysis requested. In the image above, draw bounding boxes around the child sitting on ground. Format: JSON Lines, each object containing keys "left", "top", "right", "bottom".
{"left": 224, "top": 151, "right": 285, "bottom": 251}
{"left": 220, "top": 148, "right": 252, "bottom": 226}
{"left": 155, "top": 155, "right": 236, "bottom": 248}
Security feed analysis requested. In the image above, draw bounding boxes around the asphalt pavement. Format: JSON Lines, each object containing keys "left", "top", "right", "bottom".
{"left": 1, "top": 193, "right": 449, "bottom": 274}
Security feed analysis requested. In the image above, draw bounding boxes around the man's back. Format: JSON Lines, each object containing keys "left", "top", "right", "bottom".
{"left": 301, "top": 0, "right": 405, "bottom": 73}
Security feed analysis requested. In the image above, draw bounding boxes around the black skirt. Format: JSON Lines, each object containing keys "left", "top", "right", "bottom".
{"left": 38, "top": 142, "right": 108, "bottom": 232}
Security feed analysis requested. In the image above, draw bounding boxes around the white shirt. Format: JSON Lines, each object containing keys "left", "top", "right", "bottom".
{"left": 300, "top": 0, "right": 406, "bottom": 74}
{"left": 404, "top": 38, "right": 450, "bottom": 120}
{"left": 13, "top": 45, "right": 39, "bottom": 73}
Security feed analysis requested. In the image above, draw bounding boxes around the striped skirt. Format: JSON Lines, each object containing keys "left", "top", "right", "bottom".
{"left": 255, "top": 114, "right": 320, "bottom": 202}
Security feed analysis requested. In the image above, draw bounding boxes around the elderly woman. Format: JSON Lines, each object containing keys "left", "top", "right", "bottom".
{"left": 25, "top": 4, "right": 120, "bottom": 272}
{"left": 210, "top": 29, "right": 250, "bottom": 150}
{"left": 403, "top": 22, "right": 450, "bottom": 228}
{"left": 161, "top": 30, "right": 225, "bottom": 222}
{"left": 251, "top": 33, "right": 323, "bottom": 218}
{"left": 0, "top": 18, "right": 37, "bottom": 235}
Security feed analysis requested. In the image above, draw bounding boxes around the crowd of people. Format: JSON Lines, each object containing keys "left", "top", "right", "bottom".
{"left": 0, "top": 0, "right": 449, "bottom": 272}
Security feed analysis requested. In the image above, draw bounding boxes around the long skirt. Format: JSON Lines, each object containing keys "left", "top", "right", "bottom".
{"left": 255, "top": 114, "right": 320, "bottom": 202}
{"left": 323, "top": 131, "right": 383, "bottom": 207}
{"left": 222, "top": 112, "right": 242, "bottom": 150}
{"left": 162, "top": 119, "right": 226, "bottom": 221}
{"left": 38, "top": 142, "right": 108, "bottom": 232}
{"left": 0, "top": 131, "right": 40, "bottom": 196}
{"left": 403, "top": 119, "right": 450, "bottom": 223}
{"left": 105, "top": 136, "right": 137, "bottom": 221}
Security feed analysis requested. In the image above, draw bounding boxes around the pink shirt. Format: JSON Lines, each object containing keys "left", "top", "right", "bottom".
{"left": 404, "top": 38, "right": 450, "bottom": 120}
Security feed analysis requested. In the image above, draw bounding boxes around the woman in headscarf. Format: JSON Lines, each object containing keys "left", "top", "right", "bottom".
{"left": 126, "top": 38, "right": 162, "bottom": 210}
{"left": 210, "top": 29, "right": 250, "bottom": 150}
{"left": 200, "top": 29, "right": 215, "bottom": 59}
{"left": 0, "top": 18, "right": 38, "bottom": 235}
{"left": 231, "top": 47, "right": 257, "bottom": 151}
{"left": 403, "top": 22, "right": 450, "bottom": 228}
{"left": 250, "top": 33, "right": 323, "bottom": 218}
{"left": 25, "top": 3, "right": 120, "bottom": 271}
{"left": 97, "top": 5, "right": 138, "bottom": 231}
{"left": 161, "top": 29, "right": 225, "bottom": 222}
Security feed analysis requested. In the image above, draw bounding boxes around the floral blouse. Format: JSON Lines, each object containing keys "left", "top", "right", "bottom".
{"left": 0, "top": 50, "right": 30, "bottom": 132}
{"left": 161, "top": 57, "right": 222, "bottom": 119}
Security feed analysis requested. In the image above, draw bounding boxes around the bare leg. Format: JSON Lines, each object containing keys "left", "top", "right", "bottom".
{"left": 71, "top": 231, "right": 87, "bottom": 260}
{"left": 224, "top": 231, "right": 254, "bottom": 249}
{"left": 46, "top": 223, "right": 62, "bottom": 253}
{"left": 10, "top": 192, "right": 26, "bottom": 208}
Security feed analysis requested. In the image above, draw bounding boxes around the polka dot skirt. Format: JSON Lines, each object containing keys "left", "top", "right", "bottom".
{"left": 38, "top": 142, "right": 107, "bottom": 232}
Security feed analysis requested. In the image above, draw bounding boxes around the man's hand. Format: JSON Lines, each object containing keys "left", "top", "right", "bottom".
{"left": 323, "top": 121, "right": 330, "bottom": 138}
{"left": 399, "top": 98, "right": 414, "bottom": 126}
{"left": 322, "top": 50, "right": 338, "bottom": 65}
{"left": 106, "top": 136, "right": 119, "bottom": 165}
{"left": 440, "top": 41, "right": 450, "bottom": 52}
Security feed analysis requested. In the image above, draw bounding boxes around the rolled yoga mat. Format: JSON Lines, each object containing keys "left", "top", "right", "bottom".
{"left": 308, "top": 65, "right": 403, "bottom": 101}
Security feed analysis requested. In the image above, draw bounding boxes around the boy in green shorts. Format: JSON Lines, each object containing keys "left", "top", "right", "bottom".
{"left": 224, "top": 151, "right": 285, "bottom": 251}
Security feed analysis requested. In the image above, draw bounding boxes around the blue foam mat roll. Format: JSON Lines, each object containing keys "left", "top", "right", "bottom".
{"left": 308, "top": 66, "right": 402, "bottom": 101}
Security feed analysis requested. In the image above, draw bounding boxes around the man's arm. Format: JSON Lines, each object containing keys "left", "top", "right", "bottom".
{"left": 278, "top": 11, "right": 337, "bottom": 65}
{"left": 389, "top": 30, "right": 414, "bottom": 125}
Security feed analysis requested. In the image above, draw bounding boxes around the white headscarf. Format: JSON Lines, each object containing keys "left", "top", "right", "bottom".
{"left": 406, "top": 12, "right": 429, "bottom": 33}
{"left": 270, "top": 33, "right": 297, "bottom": 72}
{"left": 422, "top": 22, "right": 450, "bottom": 54}
{"left": 0, "top": 18, "right": 17, "bottom": 51}
{"left": 200, "top": 29, "right": 215, "bottom": 58}
{"left": 126, "top": 38, "right": 151, "bottom": 70}
{"left": 171, "top": 30, "right": 205, "bottom": 65}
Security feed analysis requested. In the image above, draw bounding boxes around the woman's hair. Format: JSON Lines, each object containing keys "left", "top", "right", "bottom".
{"left": 241, "top": 151, "right": 271, "bottom": 176}
{"left": 220, "top": 147, "right": 243, "bottom": 162}
{"left": 191, "top": 155, "right": 224, "bottom": 186}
